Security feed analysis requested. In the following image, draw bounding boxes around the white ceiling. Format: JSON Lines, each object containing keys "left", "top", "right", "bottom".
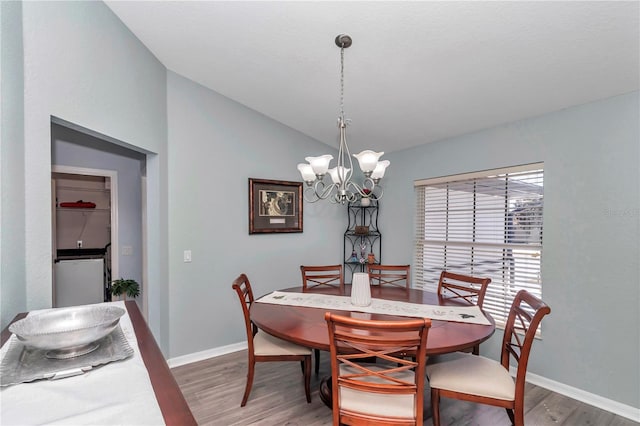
{"left": 105, "top": 1, "right": 639, "bottom": 154}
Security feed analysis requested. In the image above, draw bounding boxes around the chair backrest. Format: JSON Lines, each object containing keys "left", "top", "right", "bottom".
{"left": 231, "top": 273, "right": 257, "bottom": 352}
{"left": 501, "top": 290, "right": 551, "bottom": 401}
{"left": 437, "top": 271, "right": 491, "bottom": 308}
{"left": 300, "top": 265, "right": 344, "bottom": 291}
{"left": 366, "top": 264, "right": 411, "bottom": 289}
{"left": 325, "top": 312, "right": 431, "bottom": 426}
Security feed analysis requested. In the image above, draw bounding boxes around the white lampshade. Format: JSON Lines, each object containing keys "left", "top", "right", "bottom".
{"left": 328, "top": 166, "right": 350, "bottom": 184}
{"left": 305, "top": 155, "right": 333, "bottom": 175}
{"left": 351, "top": 272, "right": 371, "bottom": 306}
{"left": 371, "top": 160, "right": 390, "bottom": 180}
{"left": 297, "top": 163, "right": 316, "bottom": 182}
{"left": 353, "top": 150, "right": 384, "bottom": 173}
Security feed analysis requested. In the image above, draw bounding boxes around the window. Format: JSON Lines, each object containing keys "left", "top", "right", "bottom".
{"left": 414, "top": 163, "right": 544, "bottom": 330}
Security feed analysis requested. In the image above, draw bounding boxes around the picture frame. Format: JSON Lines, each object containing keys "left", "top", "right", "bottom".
{"left": 248, "top": 178, "right": 303, "bottom": 234}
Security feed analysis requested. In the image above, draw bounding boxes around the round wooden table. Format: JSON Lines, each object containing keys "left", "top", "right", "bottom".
{"left": 251, "top": 285, "right": 495, "bottom": 354}
{"left": 251, "top": 285, "right": 496, "bottom": 407}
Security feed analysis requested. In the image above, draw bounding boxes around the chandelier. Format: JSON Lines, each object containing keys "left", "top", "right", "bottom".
{"left": 297, "top": 34, "right": 390, "bottom": 205}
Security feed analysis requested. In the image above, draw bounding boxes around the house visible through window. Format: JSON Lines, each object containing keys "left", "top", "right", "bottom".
{"left": 414, "top": 163, "right": 544, "bottom": 331}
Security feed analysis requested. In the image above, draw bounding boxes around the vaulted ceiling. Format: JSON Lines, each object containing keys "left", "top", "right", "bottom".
{"left": 106, "top": 1, "right": 639, "bottom": 154}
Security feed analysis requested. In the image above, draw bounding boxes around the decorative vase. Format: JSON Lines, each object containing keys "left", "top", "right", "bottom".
{"left": 360, "top": 196, "right": 371, "bottom": 207}
{"left": 367, "top": 253, "right": 376, "bottom": 264}
{"left": 351, "top": 272, "right": 372, "bottom": 307}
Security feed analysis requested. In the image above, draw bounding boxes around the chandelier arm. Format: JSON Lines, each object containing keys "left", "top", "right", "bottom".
{"left": 316, "top": 180, "right": 339, "bottom": 200}
{"left": 302, "top": 186, "right": 320, "bottom": 203}
{"left": 346, "top": 178, "right": 383, "bottom": 201}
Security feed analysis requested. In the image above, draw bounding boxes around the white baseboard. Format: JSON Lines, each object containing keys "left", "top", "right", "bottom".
{"left": 509, "top": 367, "right": 640, "bottom": 422}
{"left": 167, "top": 341, "right": 247, "bottom": 368}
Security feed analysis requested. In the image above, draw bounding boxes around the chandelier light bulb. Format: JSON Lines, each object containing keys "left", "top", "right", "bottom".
{"left": 353, "top": 150, "right": 384, "bottom": 174}
{"left": 305, "top": 154, "right": 333, "bottom": 176}
{"left": 328, "top": 166, "right": 351, "bottom": 184}
{"left": 371, "top": 160, "right": 390, "bottom": 180}
{"left": 297, "top": 163, "right": 316, "bottom": 183}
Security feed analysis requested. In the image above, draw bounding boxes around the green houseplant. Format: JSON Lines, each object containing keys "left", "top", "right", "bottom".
{"left": 110, "top": 278, "right": 140, "bottom": 301}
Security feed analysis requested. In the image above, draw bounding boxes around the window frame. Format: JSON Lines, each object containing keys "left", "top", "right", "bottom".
{"left": 414, "top": 163, "right": 544, "bottom": 333}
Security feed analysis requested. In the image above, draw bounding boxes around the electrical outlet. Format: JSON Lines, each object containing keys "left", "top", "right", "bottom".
{"left": 77, "top": 240, "right": 83, "bottom": 248}
{"left": 122, "top": 246, "right": 133, "bottom": 256}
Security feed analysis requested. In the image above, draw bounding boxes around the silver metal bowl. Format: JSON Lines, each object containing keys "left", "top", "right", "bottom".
{"left": 9, "top": 305, "right": 126, "bottom": 359}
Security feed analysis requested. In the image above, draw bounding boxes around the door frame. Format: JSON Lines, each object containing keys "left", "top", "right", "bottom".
{"left": 51, "top": 165, "right": 119, "bottom": 284}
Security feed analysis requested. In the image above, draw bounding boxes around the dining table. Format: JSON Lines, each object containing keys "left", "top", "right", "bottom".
{"left": 0, "top": 301, "right": 196, "bottom": 426}
{"left": 251, "top": 284, "right": 496, "bottom": 406}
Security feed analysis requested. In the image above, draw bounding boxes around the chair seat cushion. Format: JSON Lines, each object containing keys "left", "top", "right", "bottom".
{"left": 253, "top": 331, "right": 312, "bottom": 356}
{"left": 339, "top": 364, "right": 416, "bottom": 419}
{"left": 426, "top": 353, "right": 515, "bottom": 401}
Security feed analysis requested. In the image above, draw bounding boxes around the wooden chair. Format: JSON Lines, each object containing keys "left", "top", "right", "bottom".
{"left": 437, "top": 271, "right": 491, "bottom": 355}
{"left": 325, "top": 312, "right": 431, "bottom": 426}
{"left": 300, "top": 264, "right": 344, "bottom": 291}
{"left": 231, "top": 274, "right": 311, "bottom": 407}
{"left": 300, "top": 264, "right": 344, "bottom": 374}
{"left": 366, "top": 264, "right": 411, "bottom": 289}
{"left": 427, "top": 289, "right": 551, "bottom": 426}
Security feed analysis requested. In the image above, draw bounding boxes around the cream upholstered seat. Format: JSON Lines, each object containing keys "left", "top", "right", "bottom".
{"left": 338, "top": 364, "right": 416, "bottom": 419}
{"left": 426, "top": 354, "right": 515, "bottom": 400}
{"left": 427, "top": 289, "right": 550, "bottom": 426}
{"left": 325, "top": 312, "right": 431, "bottom": 426}
{"left": 253, "top": 331, "right": 312, "bottom": 356}
{"left": 232, "top": 273, "right": 312, "bottom": 407}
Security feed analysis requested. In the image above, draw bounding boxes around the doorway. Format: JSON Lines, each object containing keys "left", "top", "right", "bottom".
{"left": 51, "top": 119, "right": 146, "bottom": 316}
{"left": 51, "top": 166, "right": 118, "bottom": 307}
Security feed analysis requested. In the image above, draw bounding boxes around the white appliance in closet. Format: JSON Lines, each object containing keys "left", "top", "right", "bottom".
{"left": 54, "top": 258, "right": 104, "bottom": 307}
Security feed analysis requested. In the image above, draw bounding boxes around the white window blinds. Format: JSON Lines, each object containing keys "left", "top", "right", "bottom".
{"left": 414, "top": 164, "right": 544, "bottom": 329}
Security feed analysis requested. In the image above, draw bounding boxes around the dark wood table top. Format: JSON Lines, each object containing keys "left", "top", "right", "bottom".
{"left": 251, "top": 285, "right": 496, "bottom": 355}
{"left": 2, "top": 301, "right": 196, "bottom": 426}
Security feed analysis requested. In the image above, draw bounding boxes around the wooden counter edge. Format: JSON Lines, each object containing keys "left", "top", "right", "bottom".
{"left": 126, "top": 301, "right": 197, "bottom": 426}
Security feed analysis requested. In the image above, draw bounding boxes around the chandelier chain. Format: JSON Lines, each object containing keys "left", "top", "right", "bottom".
{"left": 340, "top": 44, "right": 345, "bottom": 120}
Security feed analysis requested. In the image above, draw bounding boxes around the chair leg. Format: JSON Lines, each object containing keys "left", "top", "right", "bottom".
{"left": 472, "top": 344, "right": 480, "bottom": 355}
{"left": 431, "top": 388, "right": 441, "bottom": 426}
{"left": 314, "top": 348, "right": 320, "bottom": 375}
{"left": 506, "top": 408, "right": 515, "bottom": 424}
{"left": 511, "top": 405, "right": 524, "bottom": 426}
{"left": 303, "top": 355, "right": 312, "bottom": 403}
{"left": 241, "top": 359, "right": 255, "bottom": 407}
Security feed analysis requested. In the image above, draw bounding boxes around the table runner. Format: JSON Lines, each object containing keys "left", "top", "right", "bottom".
{"left": 257, "top": 291, "right": 491, "bottom": 325}
{"left": 0, "top": 301, "right": 166, "bottom": 425}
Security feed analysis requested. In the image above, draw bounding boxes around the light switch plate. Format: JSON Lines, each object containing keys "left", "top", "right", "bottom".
{"left": 183, "top": 250, "right": 192, "bottom": 263}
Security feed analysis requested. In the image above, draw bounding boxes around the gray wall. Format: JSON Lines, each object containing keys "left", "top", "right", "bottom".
{"left": 14, "top": 1, "right": 169, "bottom": 346}
{"left": 167, "top": 72, "right": 344, "bottom": 357}
{"left": 383, "top": 91, "right": 640, "bottom": 408}
{"left": 51, "top": 123, "right": 145, "bottom": 290}
{"left": 0, "top": 1, "right": 26, "bottom": 328}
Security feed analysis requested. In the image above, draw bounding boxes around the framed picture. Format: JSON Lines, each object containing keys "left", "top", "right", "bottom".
{"left": 249, "top": 178, "right": 303, "bottom": 234}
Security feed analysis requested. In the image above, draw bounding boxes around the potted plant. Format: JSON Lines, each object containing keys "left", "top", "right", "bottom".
{"left": 110, "top": 278, "right": 140, "bottom": 301}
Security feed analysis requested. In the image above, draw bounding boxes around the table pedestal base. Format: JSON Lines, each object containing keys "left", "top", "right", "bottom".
{"left": 319, "top": 376, "right": 333, "bottom": 408}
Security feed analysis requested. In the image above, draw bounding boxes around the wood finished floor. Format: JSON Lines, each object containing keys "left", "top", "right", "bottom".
{"left": 172, "top": 350, "right": 638, "bottom": 426}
